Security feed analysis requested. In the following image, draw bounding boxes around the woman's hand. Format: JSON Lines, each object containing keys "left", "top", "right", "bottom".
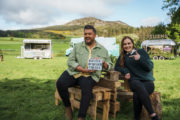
{"left": 125, "top": 73, "right": 131, "bottom": 80}
{"left": 129, "top": 51, "right": 140, "bottom": 60}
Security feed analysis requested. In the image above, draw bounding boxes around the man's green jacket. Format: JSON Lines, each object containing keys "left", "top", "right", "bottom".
{"left": 67, "top": 41, "right": 112, "bottom": 82}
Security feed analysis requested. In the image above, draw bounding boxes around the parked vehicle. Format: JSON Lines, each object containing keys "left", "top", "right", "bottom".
{"left": 141, "top": 39, "right": 177, "bottom": 60}
{"left": 21, "top": 39, "right": 52, "bottom": 59}
{"left": 0, "top": 49, "right": 3, "bottom": 61}
{"left": 178, "top": 42, "right": 180, "bottom": 56}
{"left": 65, "top": 37, "right": 119, "bottom": 57}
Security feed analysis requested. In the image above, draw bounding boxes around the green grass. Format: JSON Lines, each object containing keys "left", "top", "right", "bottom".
{"left": 0, "top": 56, "right": 68, "bottom": 120}
{"left": 0, "top": 37, "right": 180, "bottom": 120}
{"left": 1, "top": 56, "right": 180, "bottom": 120}
{"left": 153, "top": 58, "right": 180, "bottom": 120}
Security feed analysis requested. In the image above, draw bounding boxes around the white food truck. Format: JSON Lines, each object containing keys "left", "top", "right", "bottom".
{"left": 21, "top": 39, "right": 52, "bottom": 59}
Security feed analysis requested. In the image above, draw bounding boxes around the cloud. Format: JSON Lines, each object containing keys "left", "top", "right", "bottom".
{"left": 103, "top": 0, "right": 132, "bottom": 4}
{"left": 141, "top": 17, "right": 161, "bottom": 26}
{"left": 0, "top": 0, "right": 57, "bottom": 25}
{"left": 0, "top": 0, "right": 131, "bottom": 26}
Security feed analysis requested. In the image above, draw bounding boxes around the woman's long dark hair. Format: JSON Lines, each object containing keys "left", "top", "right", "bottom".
{"left": 119, "top": 36, "right": 135, "bottom": 67}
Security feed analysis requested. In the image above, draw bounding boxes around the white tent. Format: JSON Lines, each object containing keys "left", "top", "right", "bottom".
{"left": 66, "top": 37, "right": 119, "bottom": 57}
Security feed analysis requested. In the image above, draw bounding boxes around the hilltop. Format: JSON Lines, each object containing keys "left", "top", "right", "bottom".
{"left": 65, "top": 17, "right": 128, "bottom": 26}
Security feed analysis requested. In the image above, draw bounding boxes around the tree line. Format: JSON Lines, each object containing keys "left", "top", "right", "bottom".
{"left": 0, "top": 30, "right": 65, "bottom": 39}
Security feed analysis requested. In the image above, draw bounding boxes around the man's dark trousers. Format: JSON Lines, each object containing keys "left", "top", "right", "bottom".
{"left": 56, "top": 71, "right": 96, "bottom": 118}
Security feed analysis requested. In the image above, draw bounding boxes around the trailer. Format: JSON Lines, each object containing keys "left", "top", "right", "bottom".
{"left": 141, "top": 39, "right": 177, "bottom": 60}
{"left": 0, "top": 49, "right": 3, "bottom": 61}
{"left": 178, "top": 42, "right": 180, "bottom": 56}
{"left": 21, "top": 39, "right": 52, "bottom": 59}
{"left": 65, "top": 37, "right": 119, "bottom": 57}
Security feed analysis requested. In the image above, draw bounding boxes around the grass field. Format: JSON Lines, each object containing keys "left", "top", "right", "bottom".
{"left": 0, "top": 37, "right": 180, "bottom": 120}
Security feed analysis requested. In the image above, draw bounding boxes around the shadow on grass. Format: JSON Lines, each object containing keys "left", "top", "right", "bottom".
{"left": 118, "top": 95, "right": 180, "bottom": 120}
{"left": 0, "top": 78, "right": 135, "bottom": 120}
{"left": 0, "top": 78, "right": 65, "bottom": 120}
{"left": 115, "top": 99, "right": 133, "bottom": 120}
{"left": 161, "top": 97, "right": 180, "bottom": 120}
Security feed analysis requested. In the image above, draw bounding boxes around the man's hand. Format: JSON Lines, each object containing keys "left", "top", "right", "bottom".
{"left": 93, "top": 57, "right": 108, "bottom": 70}
{"left": 76, "top": 65, "right": 95, "bottom": 73}
{"left": 125, "top": 73, "right": 131, "bottom": 80}
{"left": 102, "top": 61, "right": 108, "bottom": 69}
{"left": 129, "top": 51, "right": 140, "bottom": 60}
{"left": 82, "top": 68, "right": 95, "bottom": 73}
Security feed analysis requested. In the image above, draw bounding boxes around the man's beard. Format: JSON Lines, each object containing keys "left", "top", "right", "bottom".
{"left": 85, "top": 38, "right": 94, "bottom": 45}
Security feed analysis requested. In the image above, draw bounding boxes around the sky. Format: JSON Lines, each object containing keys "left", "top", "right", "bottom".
{"left": 0, "top": 0, "right": 170, "bottom": 30}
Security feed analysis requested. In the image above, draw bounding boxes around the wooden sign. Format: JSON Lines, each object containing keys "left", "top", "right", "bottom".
{"left": 88, "top": 59, "right": 102, "bottom": 70}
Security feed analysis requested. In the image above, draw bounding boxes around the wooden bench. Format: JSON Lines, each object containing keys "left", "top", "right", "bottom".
{"left": 55, "top": 71, "right": 121, "bottom": 120}
{"left": 69, "top": 86, "right": 111, "bottom": 120}
{"left": 55, "top": 70, "right": 162, "bottom": 120}
{"left": 97, "top": 71, "right": 121, "bottom": 118}
{"left": 113, "top": 71, "right": 162, "bottom": 120}
{"left": 141, "top": 92, "right": 162, "bottom": 120}
{"left": 55, "top": 86, "right": 111, "bottom": 120}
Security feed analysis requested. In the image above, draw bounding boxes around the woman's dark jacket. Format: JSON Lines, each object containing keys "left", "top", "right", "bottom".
{"left": 115, "top": 49, "right": 154, "bottom": 81}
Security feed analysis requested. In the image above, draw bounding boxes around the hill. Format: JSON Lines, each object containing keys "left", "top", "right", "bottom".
{"left": 65, "top": 17, "right": 128, "bottom": 26}
{"left": 39, "top": 17, "right": 129, "bottom": 30}
{"left": 38, "top": 17, "right": 133, "bottom": 36}
{"left": 0, "top": 17, "right": 155, "bottom": 39}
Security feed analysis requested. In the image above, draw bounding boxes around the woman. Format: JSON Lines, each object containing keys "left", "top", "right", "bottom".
{"left": 115, "top": 36, "right": 159, "bottom": 120}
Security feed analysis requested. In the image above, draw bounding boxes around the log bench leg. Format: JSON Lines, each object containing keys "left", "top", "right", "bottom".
{"left": 55, "top": 89, "right": 61, "bottom": 106}
{"left": 102, "top": 99, "right": 110, "bottom": 120}
{"left": 141, "top": 92, "right": 162, "bottom": 120}
{"left": 91, "top": 100, "right": 98, "bottom": 120}
{"left": 55, "top": 98, "right": 59, "bottom": 106}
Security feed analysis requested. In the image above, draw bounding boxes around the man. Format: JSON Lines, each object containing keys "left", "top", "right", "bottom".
{"left": 56, "top": 25, "right": 112, "bottom": 120}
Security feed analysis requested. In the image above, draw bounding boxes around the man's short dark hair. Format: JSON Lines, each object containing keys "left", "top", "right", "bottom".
{"left": 84, "top": 25, "right": 96, "bottom": 34}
